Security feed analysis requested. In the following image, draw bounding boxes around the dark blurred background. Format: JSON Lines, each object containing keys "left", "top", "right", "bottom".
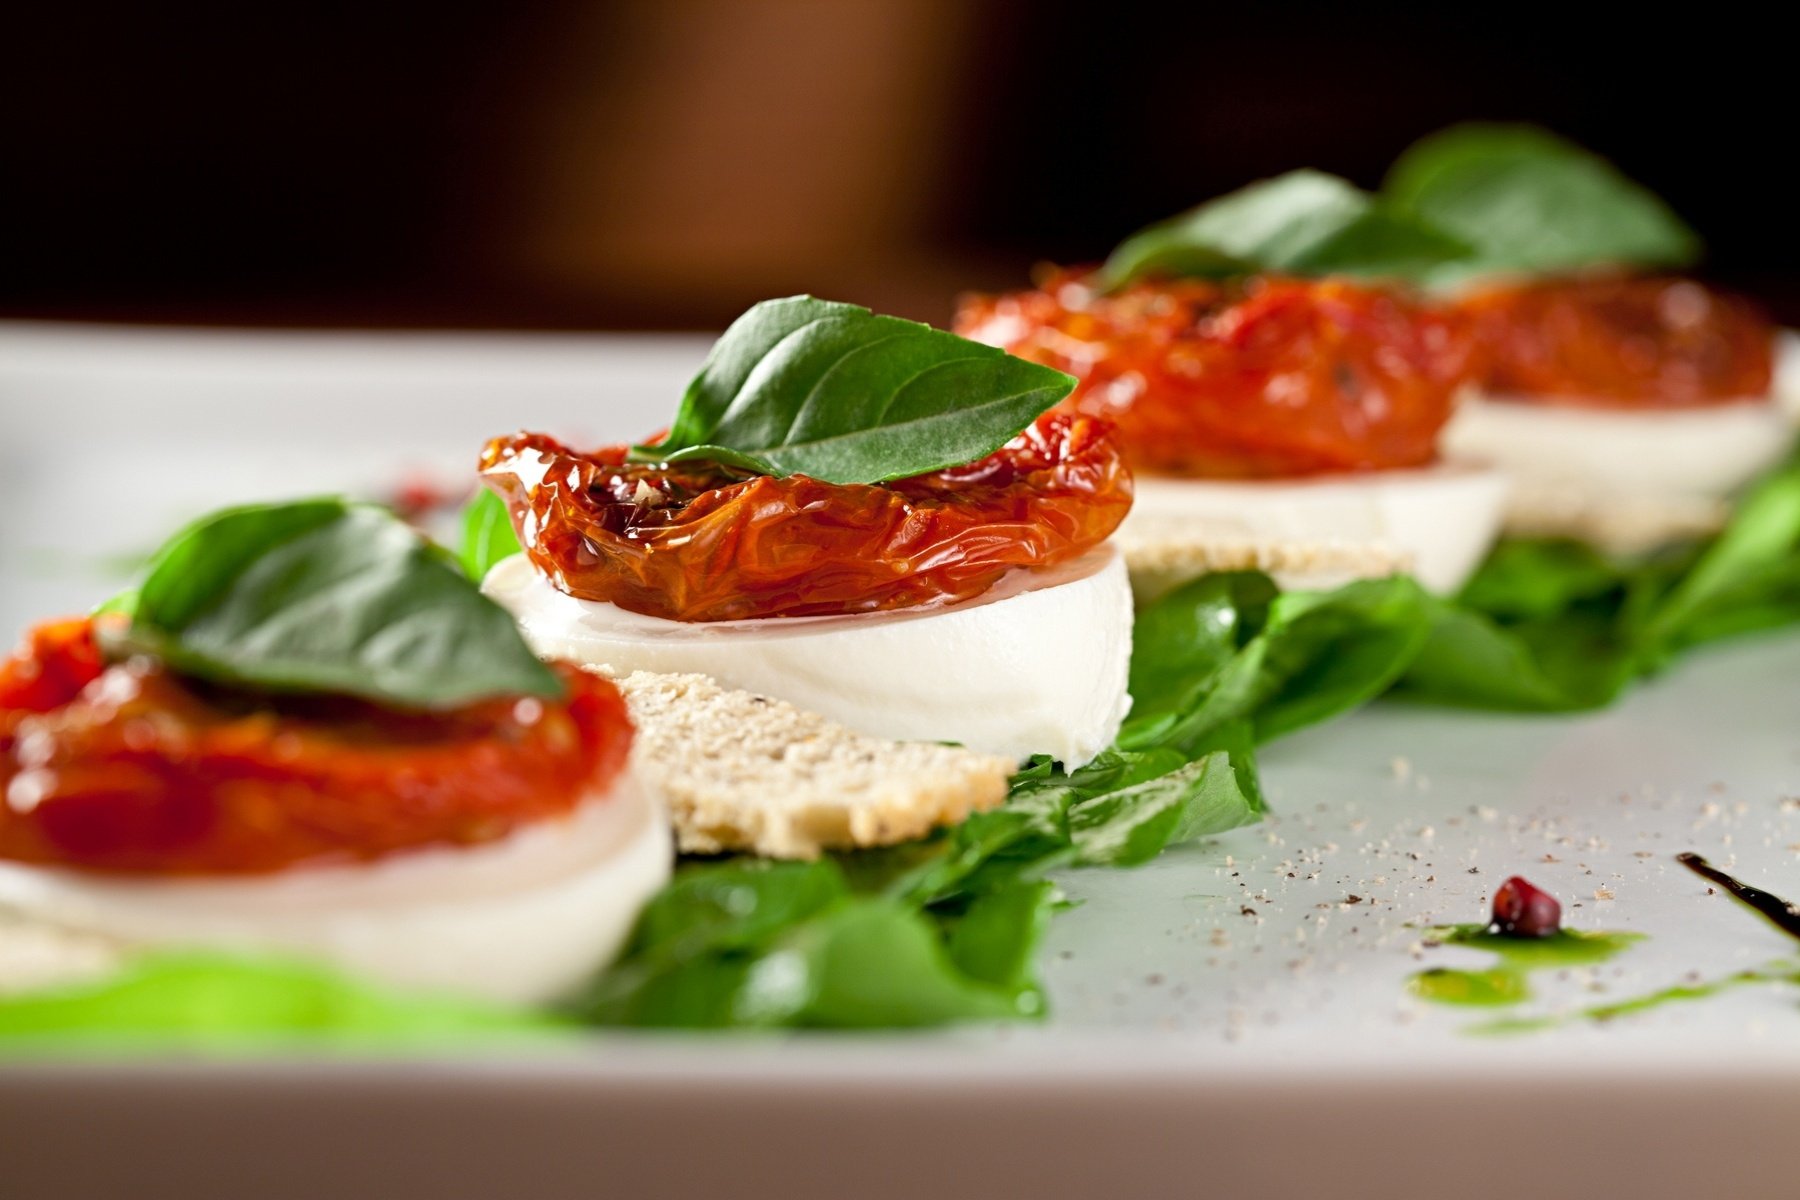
{"left": 4, "top": 0, "right": 1794, "bottom": 330}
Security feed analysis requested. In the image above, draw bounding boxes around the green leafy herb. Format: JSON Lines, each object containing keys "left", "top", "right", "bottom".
{"left": 458, "top": 487, "right": 523, "bottom": 580}
{"left": 1120, "top": 571, "right": 1432, "bottom": 751}
{"left": 0, "top": 954, "right": 565, "bottom": 1054}
{"left": 644, "top": 295, "right": 1075, "bottom": 484}
{"left": 113, "top": 498, "right": 562, "bottom": 709}
{"left": 568, "top": 860, "right": 1049, "bottom": 1028}
{"left": 1384, "top": 123, "right": 1701, "bottom": 278}
{"left": 1639, "top": 461, "right": 1800, "bottom": 656}
{"left": 1402, "top": 454, "right": 1800, "bottom": 708}
{"left": 1098, "top": 170, "right": 1472, "bottom": 291}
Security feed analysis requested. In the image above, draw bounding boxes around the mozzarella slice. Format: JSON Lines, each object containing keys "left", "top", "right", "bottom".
{"left": 1115, "top": 462, "right": 1509, "bottom": 597}
{"left": 1443, "top": 392, "right": 1794, "bottom": 554}
{"left": 1775, "top": 330, "right": 1800, "bottom": 422}
{"left": 483, "top": 548, "right": 1134, "bottom": 768}
{"left": 0, "top": 775, "right": 670, "bottom": 1007}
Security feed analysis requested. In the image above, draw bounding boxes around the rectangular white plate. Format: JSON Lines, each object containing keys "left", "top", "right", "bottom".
{"left": 1, "top": 322, "right": 1795, "bottom": 1200}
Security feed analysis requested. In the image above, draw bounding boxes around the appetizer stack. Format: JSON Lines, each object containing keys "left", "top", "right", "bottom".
{"left": 956, "top": 172, "right": 1510, "bottom": 597}
{"left": 0, "top": 501, "right": 669, "bottom": 1004}
{"left": 1392, "top": 128, "right": 1799, "bottom": 551}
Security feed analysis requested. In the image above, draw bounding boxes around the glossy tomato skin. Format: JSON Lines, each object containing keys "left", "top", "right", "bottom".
{"left": 955, "top": 271, "right": 1474, "bottom": 479}
{"left": 0, "top": 618, "right": 633, "bottom": 876}
{"left": 1457, "top": 275, "right": 1775, "bottom": 408}
{"left": 479, "top": 412, "right": 1132, "bottom": 623}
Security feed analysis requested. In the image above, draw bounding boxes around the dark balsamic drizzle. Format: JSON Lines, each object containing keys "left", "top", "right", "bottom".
{"left": 1677, "top": 852, "right": 1800, "bottom": 943}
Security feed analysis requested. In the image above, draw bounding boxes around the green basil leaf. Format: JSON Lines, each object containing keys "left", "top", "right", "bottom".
{"left": 1455, "top": 538, "right": 1631, "bottom": 620}
{"left": 1250, "top": 577, "right": 1434, "bottom": 741}
{"left": 1121, "top": 571, "right": 1427, "bottom": 752}
{"left": 569, "top": 860, "right": 852, "bottom": 1028}
{"left": 0, "top": 954, "right": 564, "bottom": 1053}
{"left": 1126, "top": 571, "right": 1276, "bottom": 728}
{"left": 650, "top": 295, "right": 1075, "bottom": 484}
{"left": 458, "top": 487, "right": 523, "bottom": 580}
{"left": 742, "top": 900, "right": 1032, "bottom": 1028}
{"left": 943, "top": 879, "right": 1059, "bottom": 996}
{"left": 117, "top": 499, "right": 563, "bottom": 709}
{"left": 572, "top": 862, "right": 1038, "bottom": 1029}
{"left": 622, "top": 859, "right": 848, "bottom": 963}
{"left": 1384, "top": 123, "right": 1701, "bottom": 277}
{"left": 1399, "top": 601, "right": 1636, "bottom": 712}
{"left": 1065, "top": 750, "right": 1255, "bottom": 867}
{"left": 1640, "top": 457, "right": 1800, "bottom": 652}
{"left": 1098, "top": 170, "right": 1472, "bottom": 290}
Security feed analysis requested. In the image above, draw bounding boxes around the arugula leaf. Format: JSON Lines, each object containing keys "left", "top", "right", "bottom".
{"left": 1384, "top": 123, "right": 1701, "bottom": 278}
{"left": 1098, "top": 170, "right": 1472, "bottom": 291}
{"left": 0, "top": 954, "right": 564, "bottom": 1053}
{"left": 648, "top": 295, "right": 1075, "bottom": 484}
{"left": 458, "top": 487, "right": 523, "bottom": 580}
{"left": 115, "top": 499, "right": 562, "bottom": 709}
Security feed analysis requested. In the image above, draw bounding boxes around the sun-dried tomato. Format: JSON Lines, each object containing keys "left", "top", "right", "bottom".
{"left": 956, "top": 271, "right": 1475, "bottom": 479}
{"left": 478, "top": 412, "right": 1131, "bottom": 622}
{"left": 0, "top": 618, "right": 633, "bottom": 875}
{"left": 1458, "top": 275, "right": 1774, "bottom": 408}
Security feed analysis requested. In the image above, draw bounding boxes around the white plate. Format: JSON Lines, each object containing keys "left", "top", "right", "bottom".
{"left": 1, "top": 322, "right": 1796, "bottom": 1200}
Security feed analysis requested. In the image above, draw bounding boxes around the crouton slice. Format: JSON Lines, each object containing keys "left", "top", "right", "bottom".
{"left": 1118, "top": 528, "right": 1415, "bottom": 603}
{"left": 612, "top": 671, "right": 1014, "bottom": 860}
{"left": 0, "top": 909, "right": 124, "bottom": 996}
{"left": 1500, "top": 481, "right": 1728, "bottom": 556}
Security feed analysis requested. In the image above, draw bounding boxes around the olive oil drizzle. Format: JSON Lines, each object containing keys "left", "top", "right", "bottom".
{"left": 1676, "top": 852, "right": 1800, "bottom": 943}
{"left": 1467, "top": 962, "right": 1800, "bottom": 1037}
{"left": 1407, "top": 926, "right": 1643, "bottom": 1008}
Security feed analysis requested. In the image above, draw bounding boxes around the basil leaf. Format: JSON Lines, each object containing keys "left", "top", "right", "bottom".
{"left": 746, "top": 899, "right": 1036, "bottom": 1028}
{"left": 943, "top": 879, "right": 1059, "bottom": 997}
{"left": 1121, "top": 571, "right": 1429, "bottom": 752}
{"left": 1640, "top": 458, "right": 1800, "bottom": 654}
{"left": 1456, "top": 538, "right": 1630, "bottom": 620}
{"left": 650, "top": 295, "right": 1075, "bottom": 484}
{"left": 1064, "top": 751, "right": 1252, "bottom": 867}
{"left": 1250, "top": 577, "right": 1434, "bottom": 741}
{"left": 570, "top": 861, "right": 1040, "bottom": 1029}
{"left": 0, "top": 954, "right": 563, "bottom": 1053}
{"left": 458, "top": 488, "right": 522, "bottom": 580}
{"left": 1384, "top": 123, "right": 1701, "bottom": 277}
{"left": 118, "top": 499, "right": 562, "bottom": 709}
{"left": 1400, "top": 601, "right": 1637, "bottom": 712}
{"left": 1098, "top": 170, "right": 1472, "bottom": 290}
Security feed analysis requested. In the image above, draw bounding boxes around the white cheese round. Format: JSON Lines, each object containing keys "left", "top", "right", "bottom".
{"left": 0, "top": 774, "right": 670, "bottom": 1007}
{"left": 1443, "top": 387, "right": 1795, "bottom": 553}
{"left": 1114, "top": 461, "right": 1510, "bottom": 596}
{"left": 483, "top": 548, "right": 1134, "bottom": 769}
{"left": 1774, "top": 330, "right": 1800, "bottom": 422}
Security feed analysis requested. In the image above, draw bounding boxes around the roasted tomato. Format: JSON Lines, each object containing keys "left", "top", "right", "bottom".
{"left": 0, "top": 618, "right": 633, "bottom": 875}
{"left": 479, "top": 411, "right": 1132, "bottom": 623}
{"left": 955, "top": 271, "right": 1475, "bottom": 479}
{"left": 1457, "top": 275, "right": 1775, "bottom": 408}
